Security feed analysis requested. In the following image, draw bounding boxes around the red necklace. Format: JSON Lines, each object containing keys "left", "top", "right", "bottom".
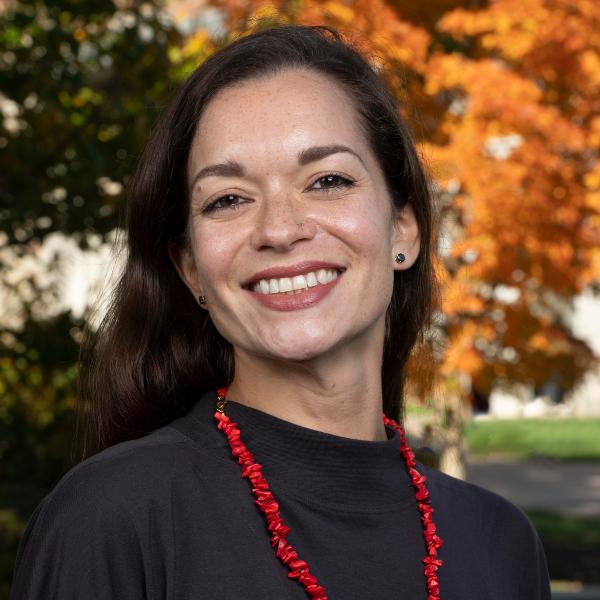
{"left": 214, "top": 386, "right": 443, "bottom": 599}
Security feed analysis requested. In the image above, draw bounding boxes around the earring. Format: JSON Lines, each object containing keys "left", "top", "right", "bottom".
{"left": 198, "top": 295, "right": 206, "bottom": 305}
{"left": 394, "top": 253, "right": 406, "bottom": 263}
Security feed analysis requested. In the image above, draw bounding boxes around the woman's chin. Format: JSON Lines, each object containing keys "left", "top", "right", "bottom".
{"left": 258, "top": 335, "right": 341, "bottom": 363}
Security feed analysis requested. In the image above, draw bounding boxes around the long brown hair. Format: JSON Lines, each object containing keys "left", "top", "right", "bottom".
{"left": 75, "top": 23, "right": 440, "bottom": 461}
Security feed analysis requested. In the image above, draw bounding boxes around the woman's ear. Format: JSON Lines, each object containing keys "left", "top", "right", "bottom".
{"left": 167, "top": 239, "right": 205, "bottom": 306}
{"left": 392, "top": 201, "right": 420, "bottom": 269}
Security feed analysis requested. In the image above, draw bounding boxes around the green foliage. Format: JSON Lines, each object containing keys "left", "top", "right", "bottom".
{"left": 465, "top": 418, "right": 600, "bottom": 461}
{"left": 0, "top": 0, "right": 181, "bottom": 246}
{"left": 526, "top": 510, "right": 600, "bottom": 548}
{"left": 0, "top": 1, "right": 188, "bottom": 594}
{"left": 526, "top": 510, "right": 600, "bottom": 584}
{"left": 0, "top": 311, "right": 82, "bottom": 596}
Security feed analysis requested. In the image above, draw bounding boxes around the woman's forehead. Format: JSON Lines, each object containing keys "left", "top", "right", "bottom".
{"left": 190, "top": 69, "right": 367, "bottom": 176}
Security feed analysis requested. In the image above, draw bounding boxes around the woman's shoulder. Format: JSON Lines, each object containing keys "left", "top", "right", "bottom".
{"left": 419, "top": 461, "right": 543, "bottom": 547}
{"left": 421, "top": 462, "right": 531, "bottom": 524}
{"left": 39, "top": 424, "right": 200, "bottom": 519}
{"left": 10, "top": 427, "right": 195, "bottom": 599}
{"left": 419, "top": 463, "right": 551, "bottom": 596}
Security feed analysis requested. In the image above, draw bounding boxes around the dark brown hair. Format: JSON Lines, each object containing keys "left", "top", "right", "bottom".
{"left": 75, "top": 23, "right": 440, "bottom": 461}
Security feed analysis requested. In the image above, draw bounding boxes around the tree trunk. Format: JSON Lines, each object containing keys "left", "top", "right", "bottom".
{"left": 437, "top": 387, "right": 470, "bottom": 480}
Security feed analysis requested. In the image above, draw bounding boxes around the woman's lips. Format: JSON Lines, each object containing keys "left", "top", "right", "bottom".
{"left": 244, "top": 270, "right": 343, "bottom": 311}
{"left": 243, "top": 261, "right": 345, "bottom": 288}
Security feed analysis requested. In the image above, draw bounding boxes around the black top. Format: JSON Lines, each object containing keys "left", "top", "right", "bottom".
{"left": 10, "top": 390, "right": 551, "bottom": 599}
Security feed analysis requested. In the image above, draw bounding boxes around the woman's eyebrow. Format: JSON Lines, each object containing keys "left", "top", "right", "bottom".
{"left": 298, "top": 144, "right": 366, "bottom": 168}
{"left": 189, "top": 144, "right": 366, "bottom": 191}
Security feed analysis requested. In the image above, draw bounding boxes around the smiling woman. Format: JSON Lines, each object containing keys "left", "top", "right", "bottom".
{"left": 10, "top": 24, "right": 550, "bottom": 600}
{"left": 170, "top": 66, "right": 413, "bottom": 367}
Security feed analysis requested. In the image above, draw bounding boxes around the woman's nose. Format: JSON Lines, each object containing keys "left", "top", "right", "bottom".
{"left": 250, "top": 193, "right": 316, "bottom": 252}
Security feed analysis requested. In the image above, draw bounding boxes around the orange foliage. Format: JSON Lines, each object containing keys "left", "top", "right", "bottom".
{"left": 174, "top": 0, "right": 599, "bottom": 402}
{"left": 426, "top": 0, "right": 599, "bottom": 395}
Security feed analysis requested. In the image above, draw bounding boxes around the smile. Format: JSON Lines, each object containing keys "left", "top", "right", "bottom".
{"left": 250, "top": 269, "right": 340, "bottom": 295}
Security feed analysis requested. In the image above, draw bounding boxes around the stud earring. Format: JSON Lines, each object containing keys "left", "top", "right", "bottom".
{"left": 198, "top": 295, "right": 206, "bottom": 305}
{"left": 394, "top": 253, "right": 406, "bottom": 263}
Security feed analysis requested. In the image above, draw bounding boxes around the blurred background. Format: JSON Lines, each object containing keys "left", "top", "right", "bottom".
{"left": 1, "top": 0, "right": 599, "bottom": 597}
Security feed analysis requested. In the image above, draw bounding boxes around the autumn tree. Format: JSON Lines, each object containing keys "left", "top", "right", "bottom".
{"left": 186, "top": 0, "right": 600, "bottom": 477}
{"left": 423, "top": 0, "right": 600, "bottom": 475}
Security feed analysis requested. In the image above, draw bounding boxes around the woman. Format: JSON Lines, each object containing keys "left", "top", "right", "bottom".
{"left": 10, "top": 24, "right": 551, "bottom": 599}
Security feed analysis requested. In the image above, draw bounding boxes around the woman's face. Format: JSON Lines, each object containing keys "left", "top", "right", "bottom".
{"left": 171, "top": 68, "right": 420, "bottom": 363}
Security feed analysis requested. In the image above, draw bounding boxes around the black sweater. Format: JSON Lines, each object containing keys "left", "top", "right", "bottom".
{"left": 10, "top": 390, "right": 551, "bottom": 599}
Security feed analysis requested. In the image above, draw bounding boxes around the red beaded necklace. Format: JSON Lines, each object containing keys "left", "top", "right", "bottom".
{"left": 214, "top": 386, "right": 443, "bottom": 599}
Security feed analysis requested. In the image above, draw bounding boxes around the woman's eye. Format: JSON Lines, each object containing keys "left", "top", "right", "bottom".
{"left": 203, "top": 194, "right": 244, "bottom": 214}
{"left": 311, "top": 174, "right": 354, "bottom": 192}
{"left": 202, "top": 174, "right": 353, "bottom": 213}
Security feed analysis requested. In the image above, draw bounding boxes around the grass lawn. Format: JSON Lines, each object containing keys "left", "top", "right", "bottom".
{"left": 526, "top": 510, "right": 600, "bottom": 584}
{"left": 526, "top": 510, "right": 600, "bottom": 547}
{"left": 464, "top": 418, "right": 600, "bottom": 461}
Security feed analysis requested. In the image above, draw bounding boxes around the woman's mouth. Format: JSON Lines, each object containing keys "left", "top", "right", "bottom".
{"left": 248, "top": 268, "right": 341, "bottom": 295}
{"left": 242, "top": 264, "right": 345, "bottom": 311}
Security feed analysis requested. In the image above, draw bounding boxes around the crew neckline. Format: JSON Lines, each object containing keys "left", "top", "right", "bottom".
{"left": 175, "top": 390, "right": 418, "bottom": 511}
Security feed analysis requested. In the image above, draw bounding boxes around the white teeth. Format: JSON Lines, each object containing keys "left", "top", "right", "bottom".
{"left": 292, "top": 275, "right": 307, "bottom": 291}
{"left": 316, "top": 269, "right": 329, "bottom": 284}
{"left": 279, "top": 277, "right": 292, "bottom": 293}
{"left": 250, "top": 269, "right": 341, "bottom": 295}
{"left": 306, "top": 272, "right": 318, "bottom": 287}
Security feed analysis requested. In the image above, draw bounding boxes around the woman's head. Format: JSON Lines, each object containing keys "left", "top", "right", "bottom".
{"left": 76, "top": 24, "right": 439, "bottom": 458}
{"left": 169, "top": 66, "right": 420, "bottom": 367}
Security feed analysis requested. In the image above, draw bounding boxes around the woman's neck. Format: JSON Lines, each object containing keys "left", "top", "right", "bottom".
{"left": 227, "top": 338, "right": 388, "bottom": 442}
